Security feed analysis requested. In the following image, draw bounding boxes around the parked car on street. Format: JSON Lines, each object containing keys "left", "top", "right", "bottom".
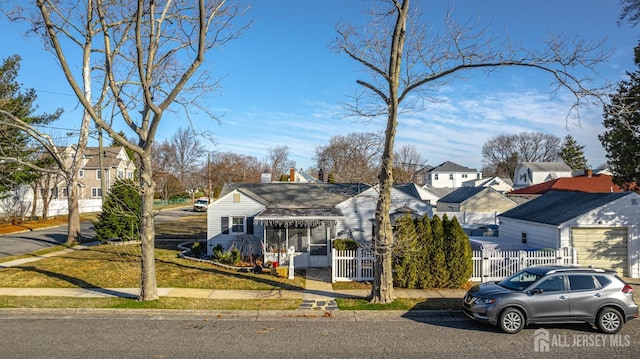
{"left": 463, "top": 265, "right": 638, "bottom": 334}
{"left": 193, "top": 198, "right": 209, "bottom": 212}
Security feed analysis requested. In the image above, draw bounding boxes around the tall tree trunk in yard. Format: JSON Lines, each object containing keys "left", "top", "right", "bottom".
{"left": 370, "top": 0, "right": 408, "bottom": 304}
{"left": 138, "top": 151, "right": 158, "bottom": 301}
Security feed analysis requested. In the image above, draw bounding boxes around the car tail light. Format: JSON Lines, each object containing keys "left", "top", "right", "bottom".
{"left": 622, "top": 284, "right": 633, "bottom": 294}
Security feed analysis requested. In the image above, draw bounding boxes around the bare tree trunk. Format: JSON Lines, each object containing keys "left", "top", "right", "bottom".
{"left": 369, "top": 0, "right": 408, "bottom": 304}
{"left": 66, "top": 176, "right": 81, "bottom": 245}
{"left": 138, "top": 153, "right": 158, "bottom": 301}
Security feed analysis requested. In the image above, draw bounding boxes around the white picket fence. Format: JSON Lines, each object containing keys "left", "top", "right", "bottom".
{"left": 472, "top": 248, "right": 577, "bottom": 282}
{"left": 331, "top": 247, "right": 577, "bottom": 283}
{"left": 331, "top": 248, "right": 375, "bottom": 283}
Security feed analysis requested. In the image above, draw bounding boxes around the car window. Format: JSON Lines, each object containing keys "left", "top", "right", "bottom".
{"left": 498, "top": 271, "right": 542, "bottom": 290}
{"left": 594, "top": 275, "right": 611, "bottom": 288}
{"left": 534, "top": 276, "right": 565, "bottom": 292}
{"left": 568, "top": 275, "right": 598, "bottom": 291}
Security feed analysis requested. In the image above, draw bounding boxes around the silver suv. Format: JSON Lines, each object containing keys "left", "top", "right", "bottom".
{"left": 463, "top": 265, "right": 638, "bottom": 334}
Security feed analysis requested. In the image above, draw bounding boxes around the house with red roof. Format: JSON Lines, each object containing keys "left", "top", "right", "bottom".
{"left": 508, "top": 169, "right": 625, "bottom": 199}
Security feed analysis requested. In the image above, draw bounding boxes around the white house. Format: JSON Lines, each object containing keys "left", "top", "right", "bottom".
{"left": 512, "top": 162, "right": 572, "bottom": 189}
{"left": 206, "top": 182, "right": 432, "bottom": 268}
{"left": 0, "top": 145, "right": 135, "bottom": 218}
{"left": 422, "top": 161, "right": 482, "bottom": 188}
{"left": 498, "top": 191, "right": 640, "bottom": 278}
{"left": 462, "top": 176, "right": 513, "bottom": 193}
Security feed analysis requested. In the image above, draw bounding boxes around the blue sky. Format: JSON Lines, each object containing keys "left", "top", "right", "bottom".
{"left": 1, "top": 1, "right": 638, "bottom": 172}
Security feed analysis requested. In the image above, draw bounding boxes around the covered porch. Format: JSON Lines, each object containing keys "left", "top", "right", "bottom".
{"left": 255, "top": 208, "right": 343, "bottom": 268}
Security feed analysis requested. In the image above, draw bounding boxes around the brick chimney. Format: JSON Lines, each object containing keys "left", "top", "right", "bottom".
{"left": 585, "top": 168, "right": 593, "bottom": 178}
{"left": 290, "top": 167, "right": 296, "bottom": 182}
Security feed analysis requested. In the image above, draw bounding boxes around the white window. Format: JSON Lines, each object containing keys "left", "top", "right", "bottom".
{"left": 97, "top": 169, "right": 101, "bottom": 179}
{"left": 78, "top": 169, "right": 84, "bottom": 178}
{"left": 462, "top": 174, "right": 468, "bottom": 178}
{"left": 91, "top": 187, "right": 102, "bottom": 198}
{"left": 127, "top": 171, "right": 133, "bottom": 179}
{"left": 434, "top": 174, "right": 439, "bottom": 180}
{"left": 449, "top": 174, "right": 454, "bottom": 180}
{"left": 118, "top": 170, "right": 124, "bottom": 179}
{"left": 231, "top": 217, "right": 244, "bottom": 233}
{"left": 62, "top": 187, "right": 69, "bottom": 198}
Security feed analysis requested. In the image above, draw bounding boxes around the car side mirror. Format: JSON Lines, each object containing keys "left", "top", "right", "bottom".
{"left": 531, "top": 288, "right": 543, "bottom": 295}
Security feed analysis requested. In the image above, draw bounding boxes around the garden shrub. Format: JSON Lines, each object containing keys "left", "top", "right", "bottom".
{"left": 333, "top": 238, "right": 359, "bottom": 250}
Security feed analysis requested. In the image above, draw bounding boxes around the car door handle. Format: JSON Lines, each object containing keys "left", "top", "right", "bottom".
{"left": 558, "top": 295, "right": 568, "bottom": 300}
{"left": 594, "top": 292, "right": 603, "bottom": 297}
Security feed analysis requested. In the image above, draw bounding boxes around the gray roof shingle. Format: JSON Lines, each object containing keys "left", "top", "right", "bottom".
{"left": 499, "top": 191, "right": 631, "bottom": 225}
{"left": 219, "top": 182, "right": 371, "bottom": 209}
{"left": 438, "top": 187, "right": 486, "bottom": 204}
{"left": 429, "top": 161, "right": 477, "bottom": 173}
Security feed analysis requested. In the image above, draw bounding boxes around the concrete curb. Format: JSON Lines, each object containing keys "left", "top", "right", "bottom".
{"left": 0, "top": 307, "right": 466, "bottom": 321}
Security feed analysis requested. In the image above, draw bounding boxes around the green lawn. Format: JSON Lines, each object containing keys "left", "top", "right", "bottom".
{"left": 0, "top": 243, "right": 305, "bottom": 290}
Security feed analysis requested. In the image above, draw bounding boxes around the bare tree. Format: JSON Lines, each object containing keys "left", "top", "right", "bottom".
{"left": 393, "top": 144, "right": 425, "bottom": 183}
{"left": 335, "top": 0, "right": 609, "bottom": 303}
{"left": 206, "top": 151, "right": 264, "bottom": 195}
{"left": 266, "top": 145, "right": 295, "bottom": 180}
{"left": 314, "top": 132, "right": 383, "bottom": 183}
{"left": 481, "top": 132, "right": 562, "bottom": 179}
{"left": 15, "top": 0, "right": 249, "bottom": 301}
{"left": 154, "top": 127, "right": 206, "bottom": 191}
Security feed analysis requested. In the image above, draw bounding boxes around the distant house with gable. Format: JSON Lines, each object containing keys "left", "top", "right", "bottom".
{"left": 512, "top": 162, "right": 572, "bottom": 189}
{"left": 422, "top": 161, "right": 482, "bottom": 188}
{"left": 462, "top": 176, "right": 513, "bottom": 193}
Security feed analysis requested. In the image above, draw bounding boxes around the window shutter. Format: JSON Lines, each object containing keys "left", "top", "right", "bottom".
{"left": 246, "top": 217, "right": 254, "bottom": 234}
{"left": 221, "top": 217, "right": 229, "bottom": 234}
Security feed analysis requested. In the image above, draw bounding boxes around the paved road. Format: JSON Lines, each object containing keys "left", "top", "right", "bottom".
{"left": 0, "top": 312, "right": 637, "bottom": 358}
{"left": 0, "top": 206, "right": 197, "bottom": 258}
{"left": 0, "top": 221, "right": 95, "bottom": 258}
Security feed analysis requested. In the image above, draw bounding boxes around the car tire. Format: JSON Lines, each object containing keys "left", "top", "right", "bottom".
{"left": 498, "top": 308, "right": 525, "bottom": 334}
{"left": 596, "top": 307, "right": 623, "bottom": 334}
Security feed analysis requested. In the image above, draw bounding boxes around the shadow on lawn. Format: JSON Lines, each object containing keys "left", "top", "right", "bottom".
{"left": 17, "top": 266, "right": 137, "bottom": 298}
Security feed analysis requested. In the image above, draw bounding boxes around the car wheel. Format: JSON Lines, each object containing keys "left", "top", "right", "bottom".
{"left": 596, "top": 308, "right": 623, "bottom": 334}
{"left": 498, "top": 308, "right": 525, "bottom": 334}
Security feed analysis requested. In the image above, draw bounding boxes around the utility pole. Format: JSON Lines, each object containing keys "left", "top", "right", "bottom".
{"left": 207, "top": 153, "right": 211, "bottom": 202}
{"left": 98, "top": 127, "right": 106, "bottom": 201}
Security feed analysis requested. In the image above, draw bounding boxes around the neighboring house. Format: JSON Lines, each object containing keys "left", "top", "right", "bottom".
{"left": 422, "top": 161, "right": 482, "bottom": 188}
{"left": 419, "top": 184, "right": 455, "bottom": 205}
{"left": 0, "top": 145, "right": 136, "bottom": 218}
{"left": 509, "top": 169, "right": 628, "bottom": 199}
{"left": 436, "top": 187, "right": 517, "bottom": 213}
{"left": 206, "top": 182, "right": 432, "bottom": 268}
{"left": 512, "top": 162, "right": 572, "bottom": 189}
{"left": 498, "top": 191, "right": 640, "bottom": 278}
{"left": 462, "top": 176, "right": 513, "bottom": 193}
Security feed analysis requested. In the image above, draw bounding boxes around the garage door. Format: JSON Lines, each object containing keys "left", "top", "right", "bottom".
{"left": 571, "top": 227, "right": 628, "bottom": 276}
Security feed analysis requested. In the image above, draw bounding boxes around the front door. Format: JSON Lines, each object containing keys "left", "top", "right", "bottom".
{"left": 308, "top": 224, "right": 329, "bottom": 267}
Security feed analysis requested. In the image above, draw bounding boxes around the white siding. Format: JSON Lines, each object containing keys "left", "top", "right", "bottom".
{"left": 498, "top": 217, "right": 560, "bottom": 249}
{"left": 206, "top": 190, "right": 266, "bottom": 255}
{"left": 428, "top": 172, "right": 480, "bottom": 188}
{"left": 561, "top": 194, "right": 640, "bottom": 277}
{"left": 336, "top": 187, "right": 433, "bottom": 243}
{"left": 499, "top": 193, "right": 640, "bottom": 278}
